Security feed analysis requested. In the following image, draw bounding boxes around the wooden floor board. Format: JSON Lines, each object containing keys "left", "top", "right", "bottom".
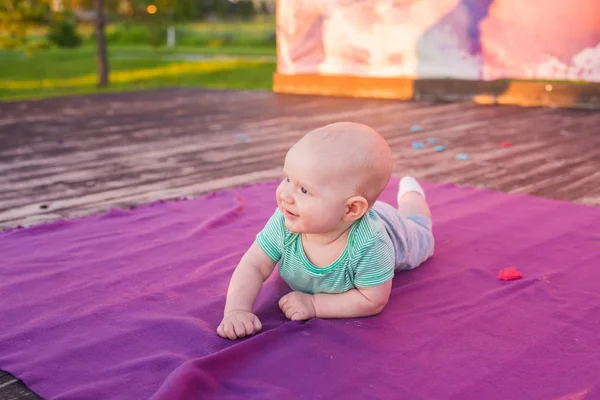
{"left": 1, "top": 88, "right": 598, "bottom": 230}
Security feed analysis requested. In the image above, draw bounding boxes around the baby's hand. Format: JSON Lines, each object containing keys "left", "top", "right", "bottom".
{"left": 217, "top": 310, "right": 262, "bottom": 340}
{"left": 279, "top": 291, "right": 316, "bottom": 321}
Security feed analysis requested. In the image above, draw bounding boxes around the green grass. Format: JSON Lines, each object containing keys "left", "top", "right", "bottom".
{"left": 34, "top": 18, "right": 276, "bottom": 47}
{"left": 174, "top": 20, "right": 275, "bottom": 47}
{"left": 0, "top": 18, "right": 277, "bottom": 101}
{"left": 98, "top": 21, "right": 275, "bottom": 47}
{"left": 0, "top": 44, "right": 276, "bottom": 101}
{"left": 107, "top": 44, "right": 275, "bottom": 56}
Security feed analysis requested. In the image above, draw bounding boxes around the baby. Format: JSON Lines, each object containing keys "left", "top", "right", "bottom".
{"left": 217, "top": 122, "right": 434, "bottom": 340}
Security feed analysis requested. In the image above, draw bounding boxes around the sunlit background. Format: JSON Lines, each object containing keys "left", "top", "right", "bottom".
{"left": 0, "top": 0, "right": 277, "bottom": 100}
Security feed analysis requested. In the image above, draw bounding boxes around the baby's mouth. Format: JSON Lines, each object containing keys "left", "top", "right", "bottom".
{"left": 282, "top": 208, "right": 299, "bottom": 218}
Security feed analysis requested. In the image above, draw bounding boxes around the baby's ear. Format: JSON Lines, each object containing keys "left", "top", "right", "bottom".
{"left": 344, "top": 196, "right": 369, "bottom": 222}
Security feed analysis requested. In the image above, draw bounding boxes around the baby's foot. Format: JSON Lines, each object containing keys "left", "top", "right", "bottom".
{"left": 398, "top": 176, "right": 426, "bottom": 204}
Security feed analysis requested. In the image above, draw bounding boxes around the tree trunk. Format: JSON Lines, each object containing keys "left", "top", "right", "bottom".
{"left": 95, "top": 0, "right": 109, "bottom": 87}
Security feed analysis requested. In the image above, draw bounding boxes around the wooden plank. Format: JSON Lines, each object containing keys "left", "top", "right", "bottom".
{"left": 274, "top": 73, "right": 600, "bottom": 109}
{"left": 0, "top": 370, "right": 42, "bottom": 399}
{"left": 0, "top": 88, "right": 599, "bottom": 230}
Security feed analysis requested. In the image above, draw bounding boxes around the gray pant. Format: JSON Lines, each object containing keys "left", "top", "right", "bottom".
{"left": 373, "top": 201, "right": 435, "bottom": 271}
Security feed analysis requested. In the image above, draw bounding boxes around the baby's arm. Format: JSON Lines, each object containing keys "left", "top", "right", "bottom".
{"left": 217, "top": 240, "right": 277, "bottom": 340}
{"left": 314, "top": 281, "right": 393, "bottom": 318}
{"left": 278, "top": 280, "right": 392, "bottom": 320}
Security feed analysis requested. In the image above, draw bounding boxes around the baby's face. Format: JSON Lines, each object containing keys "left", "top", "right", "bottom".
{"left": 276, "top": 149, "right": 351, "bottom": 234}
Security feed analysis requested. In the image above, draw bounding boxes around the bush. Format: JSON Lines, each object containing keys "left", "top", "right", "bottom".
{"left": 47, "top": 14, "right": 82, "bottom": 48}
{"left": 210, "top": 0, "right": 255, "bottom": 19}
{"left": 175, "top": 23, "right": 274, "bottom": 48}
{"left": 106, "top": 22, "right": 166, "bottom": 47}
{"left": 236, "top": 1, "right": 256, "bottom": 20}
{"left": 147, "top": 24, "right": 167, "bottom": 48}
{"left": 26, "top": 41, "right": 51, "bottom": 55}
{"left": 106, "top": 24, "right": 149, "bottom": 45}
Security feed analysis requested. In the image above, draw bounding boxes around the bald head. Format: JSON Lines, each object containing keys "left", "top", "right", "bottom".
{"left": 287, "top": 122, "right": 392, "bottom": 205}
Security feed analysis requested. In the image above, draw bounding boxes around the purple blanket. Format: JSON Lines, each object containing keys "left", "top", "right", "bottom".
{"left": 1, "top": 179, "right": 599, "bottom": 400}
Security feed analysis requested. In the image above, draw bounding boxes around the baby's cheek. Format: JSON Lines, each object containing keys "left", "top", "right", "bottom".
{"left": 275, "top": 186, "right": 285, "bottom": 203}
{"left": 307, "top": 206, "right": 327, "bottom": 229}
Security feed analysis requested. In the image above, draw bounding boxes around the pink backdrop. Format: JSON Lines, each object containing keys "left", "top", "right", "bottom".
{"left": 277, "top": 0, "right": 600, "bottom": 82}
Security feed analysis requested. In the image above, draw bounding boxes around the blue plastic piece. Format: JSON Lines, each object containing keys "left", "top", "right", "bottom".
{"left": 235, "top": 133, "right": 252, "bottom": 143}
{"left": 410, "top": 125, "right": 422, "bottom": 133}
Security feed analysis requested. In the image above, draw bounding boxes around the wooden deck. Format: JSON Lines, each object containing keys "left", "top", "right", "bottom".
{"left": 1, "top": 88, "right": 599, "bottom": 230}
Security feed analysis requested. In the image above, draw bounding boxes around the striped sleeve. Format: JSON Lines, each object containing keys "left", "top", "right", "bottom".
{"left": 353, "top": 233, "right": 395, "bottom": 287}
{"left": 256, "top": 208, "right": 285, "bottom": 262}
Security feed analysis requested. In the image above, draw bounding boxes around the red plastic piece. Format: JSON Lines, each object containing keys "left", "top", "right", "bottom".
{"left": 499, "top": 266, "right": 523, "bottom": 280}
{"left": 501, "top": 142, "right": 513, "bottom": 148}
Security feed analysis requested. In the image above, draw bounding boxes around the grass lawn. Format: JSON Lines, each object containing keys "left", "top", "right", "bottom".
{"left": 0, "top": 44, "right": 276, "bottom": 101}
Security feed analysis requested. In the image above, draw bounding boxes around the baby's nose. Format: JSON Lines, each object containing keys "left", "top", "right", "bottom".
{"left": 280, "top": 189, "right": 295, "bottom": 204}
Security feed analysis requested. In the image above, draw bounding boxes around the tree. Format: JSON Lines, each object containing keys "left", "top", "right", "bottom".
{"left": 47, "top": 10, "right": 83, "bottom": 48}
{"left": 0, "top": 0, "right": 51, "bottom": 51}
{"left": 94, "top": 0, "right": 109, "bottom": 86}
{"left": 0, "top": 0, "right": 109, "bottom": 86}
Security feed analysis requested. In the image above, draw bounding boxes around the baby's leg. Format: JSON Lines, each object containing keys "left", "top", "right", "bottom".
{"left": 397, "top": 177, "right": 431, "bottom": 219}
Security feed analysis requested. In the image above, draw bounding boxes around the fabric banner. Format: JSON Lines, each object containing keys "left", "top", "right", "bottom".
{"left": 277, "top": 0, "right": 600, "bottom": 82}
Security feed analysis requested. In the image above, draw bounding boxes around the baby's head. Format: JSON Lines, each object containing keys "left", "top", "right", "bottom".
{"left": 277, "top": 122, "right": 392, "bottom": 234}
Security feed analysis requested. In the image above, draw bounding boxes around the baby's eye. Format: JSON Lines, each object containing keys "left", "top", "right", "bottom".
{"left": 300, "top": 187, "right": 309, "bottom": 195}
{"left": 285, "top": 177, "right": 290, "bottom": 183}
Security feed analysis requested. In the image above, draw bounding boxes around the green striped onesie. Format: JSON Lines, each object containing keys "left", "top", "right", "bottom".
{"left": 256, "top": 208, "right": 395, "bottom": 294}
